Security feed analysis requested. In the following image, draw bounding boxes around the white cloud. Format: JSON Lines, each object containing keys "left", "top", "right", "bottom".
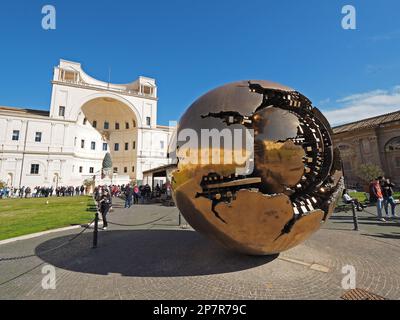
{"left": 321, "top": 86, "right": 400, "bottom": 127}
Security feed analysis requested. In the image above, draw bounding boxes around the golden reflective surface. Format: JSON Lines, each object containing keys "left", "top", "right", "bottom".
{"left": 172, "top": 81, "right": 343, "bottom": 255}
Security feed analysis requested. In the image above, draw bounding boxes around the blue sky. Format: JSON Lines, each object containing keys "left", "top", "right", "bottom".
{"left": 0, "top": 0, "right": 399, "bottom": 126}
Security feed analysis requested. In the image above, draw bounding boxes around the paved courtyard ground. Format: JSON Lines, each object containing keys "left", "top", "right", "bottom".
{"left": 0, "top": 198, "right": 399, "bottom": 300}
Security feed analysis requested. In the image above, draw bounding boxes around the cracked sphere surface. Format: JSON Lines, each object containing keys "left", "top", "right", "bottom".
{"left": 171, "top": 80, "right": 344, "bottom": 255}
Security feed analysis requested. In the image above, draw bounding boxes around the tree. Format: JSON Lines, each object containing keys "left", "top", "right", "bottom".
{"left": 356, "top": 163, "right": 384, "bottom": 183}
{"left": 0, "top": 180, "right": 6, "bottom": 189}
{"left": 83, "top": 178, "right": 95, "bottom": 188}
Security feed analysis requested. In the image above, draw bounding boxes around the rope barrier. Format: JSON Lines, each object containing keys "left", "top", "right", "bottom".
{"left": 0, "top": 218, "right": 95, "bottom": 287}
{"left": 0, "top": 218, "right": 95, "bottom": 262}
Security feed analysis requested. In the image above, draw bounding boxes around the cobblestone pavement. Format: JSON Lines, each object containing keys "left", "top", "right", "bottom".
{"left": 0, "top": 199, "right": 399, "bottom": 300}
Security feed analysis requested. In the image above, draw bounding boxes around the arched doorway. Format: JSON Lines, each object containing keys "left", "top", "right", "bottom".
{"left": 6, "top": 173, "right": 13, "bottom": 187}
{"left": 384, "top": 137, "right": 400, "bottom": 184}
{"left": 81, "top": 97, "right": 139, "bottom": 182}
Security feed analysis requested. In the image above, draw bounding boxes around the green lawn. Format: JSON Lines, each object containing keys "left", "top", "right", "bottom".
{"left": 0, "top": 196, "right": 95, "bottom": 241}
{"left": 349, "top": 191, "right": 400, "bottom": 203}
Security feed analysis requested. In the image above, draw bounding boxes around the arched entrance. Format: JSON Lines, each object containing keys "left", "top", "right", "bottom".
{"left": 384, "top": 137, "right": 400, "bottom": 184}
{"left": 81, "top": 97, "right": 139, "bottom": 183}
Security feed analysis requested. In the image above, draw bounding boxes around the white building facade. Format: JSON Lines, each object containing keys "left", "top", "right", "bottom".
{"left": 0, "top": 59, "right": 172, "bottom": 188}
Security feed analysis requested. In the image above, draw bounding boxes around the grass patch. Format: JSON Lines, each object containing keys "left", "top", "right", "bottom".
{"left": 0, "top": 196, "right": 95, "bottom": 241}
{"left": 349, "top": 192, "right": 400, "bottom": 203}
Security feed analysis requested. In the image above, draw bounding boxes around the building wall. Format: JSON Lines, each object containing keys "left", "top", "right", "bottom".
{"left": 0, "top": 60, "right": 172, "bottom": 188}
{"left": 333, "top": 121, "right": 400, "bottom": 187}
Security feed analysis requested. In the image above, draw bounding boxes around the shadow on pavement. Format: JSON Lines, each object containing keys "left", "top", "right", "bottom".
{"left": 35, "top": 230, "right": 277, "bottom": 277}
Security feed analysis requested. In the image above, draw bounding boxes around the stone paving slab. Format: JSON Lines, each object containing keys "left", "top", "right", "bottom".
{"left": 0, "top": 199, "right": 399, "bottom": 300}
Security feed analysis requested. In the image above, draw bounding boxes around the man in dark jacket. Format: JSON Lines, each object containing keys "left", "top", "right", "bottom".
{"left": 124, "top": 185, "right": 133, "bottom": 208}
{"left": 99, "top": 190, "right": 112, "bottom": 230}
{"left": 381, "top": 178, "right": 397, "bottom": 219}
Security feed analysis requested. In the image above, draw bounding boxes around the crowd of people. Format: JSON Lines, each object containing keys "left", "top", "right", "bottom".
{"left": 342, "top": 176, "right": 398, "bottom": 221}
{"left": 0, "top": 185, "right": 88, "bottom": 199}
{"left": 93, "top": 182, "right": 172, "bottom": 231}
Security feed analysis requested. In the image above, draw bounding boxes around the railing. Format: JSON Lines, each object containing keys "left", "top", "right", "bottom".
{"left": 55, "top": 79, "right": 156, "bottom": 98}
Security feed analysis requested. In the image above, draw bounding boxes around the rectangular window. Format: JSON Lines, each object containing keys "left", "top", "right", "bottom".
{"left": 132, "top": 166, "right": 135, "bottom": 172}
{"left": 133, "top": 141, "right": 136, "bottom": 149}
{"left": 125, "top": 142, "right": 129, "bottom": 151}
{"left": 89, "top": 167, "right": 94, "bottom": 174}
{"left": 30, "top": 164, "right": 39, "bottom": 175}
{"left": 93, "top": 120, "right": 97, "bottom": 128}
{"left": 35, "top": 132, "right": 42, "bottom": 142}
{"left": 83, "top": 118, "right": 87, "bottom": 125}
{"left": 91, "top": 141, "right": 96, "bottom": 150}
{"left": 12, "top": 130, "right": 20, "bottom": 141}
{"left": 103, "top": 143, "right": 107, "bottom": 151}
{"left": 146, "top": 117, "right": 151, "bottom": 126}
{"left": 104, "top": 121, "right": 109, "bottom": 130}
{"left": 81, "top": 139, "right": 85, "bottom": 148}
{"left": 79, "top": 166, "right": 83, "bottom": 173}
{"left": 160, "top": 141, "right": 165, "bottom": 149}
{"left": 124, "top": 167, "right": 128, "bottom": 173}
{"left": 115, "top": 122, "right": 120, "bottom": 130}
{"left": 113, "top": 167, "right": 118, "bottom": 173}
{"left": 125, "top": 122, "right": 129, "bottom": 129}
{"left": 59, "top": 106, "right": 65, "bottom": 117}
{"left": 114, "top": 143, "right": 119, "bottom": 151}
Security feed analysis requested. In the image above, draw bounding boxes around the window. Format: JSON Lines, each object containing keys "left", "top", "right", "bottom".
{"left": 133, "top": 141, "right": 136, "bottom": 150}
{"left": 83, "top": 118, "right": 87, "bottom": 125}
{"left": 132, "top": 120, "right": 136, "bottom": 127}
{"left": 35, "top": 132, "right": 42, "bottom": 142}
{"left": 114, "top": 143, "right": 119, "bottom": 151}
{"left": 81, "top": 140, "right": 85, "bottom": 148}
{"left": 125, "top": 122, "right": 129, "bottom": 129}
{"left": 115, "top": 122, "right": 120, "bottom": 130}
{"left": 343, "top": 161, "right": 352, "bottom": 172}
{"left": 30, "top": 164, "right": 39, "bottom": 175}
{"left": 79, "top": 166, "right": 83, "bottom": 173}
{"left": 125, "top": 142, "right": 129, "bottom": 151}
{"left": 132, "top": 166, "right": 135, "bottom": 172}
{"left": 93, "top": 120, "right": 97, "bottom": 128}
{"left": 160, "top": 141, "right": 165, "bottom": 149}
{"left": 91, "top": 141, "right": 96, "bottom": 150}
{"left": 104, "top": 121, "right": 109, "bottom": 130}
{"left": 124, "top": 167, "right": 128, "bottom": 173}
{"left": 12, "top": 130, "right": 20, "bottom": 141}
{"left": 74, "top": 137, "right": 77, "bottom": 146}
{"left": 89, "top": 167, "right": 94, "bottom": 174}
{"left": 113, "top": 167, "right": 118, "bottom": 173}
{"left": 59, "top": 106, "right": 65, "bottom": 117}
{"left": 102, "top": 143, "right": 107, "bottom": 151}
{"left": 143, "top": 86, "right": 152, "bottom": 95}
{"left": 146, "top": 117, "right": 151, "bottom": 126}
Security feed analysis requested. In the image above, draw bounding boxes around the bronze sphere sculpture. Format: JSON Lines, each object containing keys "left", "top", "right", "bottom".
{"left": 171, "top": 80, "right": 343, "bottom": 255}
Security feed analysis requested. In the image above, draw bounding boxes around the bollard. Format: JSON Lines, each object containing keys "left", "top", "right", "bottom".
{"left": 178, "top": 211, "right": 181, "bottom": 226}
{"left": 92, "top": 210, "right": 99, "bottom": 248}
{"left": 351, "top": 203, "right": 359, "bottom": 231}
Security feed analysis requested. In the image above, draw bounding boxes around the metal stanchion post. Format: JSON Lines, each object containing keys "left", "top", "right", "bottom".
{"left": 351, "top": 203, "right": 359, "bottom": 231}
{"left": 178, "top": 211, "right": 181, "bottom": 226}
{"left": 93, "top": 209, "right": 99, "bottom": 248}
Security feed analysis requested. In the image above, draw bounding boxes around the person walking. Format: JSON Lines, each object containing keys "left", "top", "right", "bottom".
{"left": 124, "top": 185, "right": 133, "bottom": 208}
{"left": 133, "top": 185, "right": 139, "bottom": 204}
{"left": 371, "top": 177, "right": 385, "bottom": 222}
{"left": 99, "top": 190, "right": 112, "bottom": 230}
{"left": 381, "top": 178, "right": 397, "bottom": 219}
